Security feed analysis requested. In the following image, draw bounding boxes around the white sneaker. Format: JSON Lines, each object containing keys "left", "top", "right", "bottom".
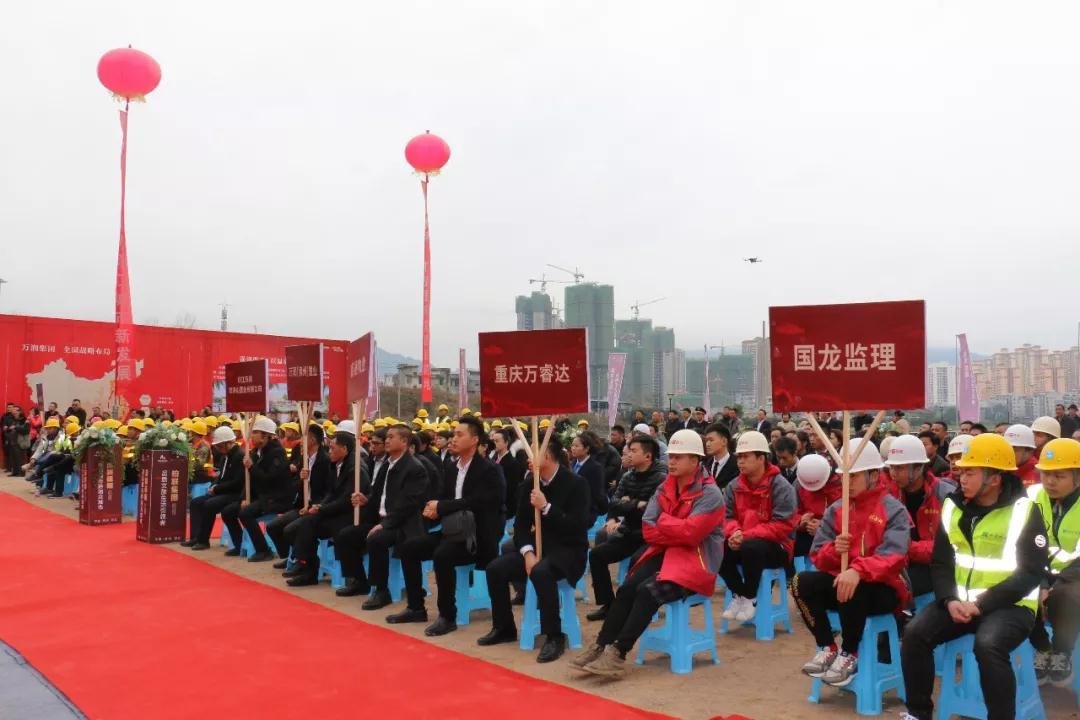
{"left": 722, "top": 595, "right": 745, "bottom": 620}
{"left": 822, "top": 651, "right": 858, "bottom": 687}
{"left": 801, "top": 647, "right": 838, "bottom": 677}
{"left": 734, "top": 597, "right": 758, "bottom": 623}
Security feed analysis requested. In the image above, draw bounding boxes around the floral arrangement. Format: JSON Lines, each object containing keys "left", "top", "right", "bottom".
{"left": 135, "top": 424, "right": 196, "bottom": 480}
{"left": 73, "top": 427, "right": 123, "bottom": 467}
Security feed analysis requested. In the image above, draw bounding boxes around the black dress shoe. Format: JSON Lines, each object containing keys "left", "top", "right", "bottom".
{"left": 511, "top": 592, "right": 526, "bottom": 606}
{"left": 180, "top": 540, "right": 196, "bottom": 548}
{"left": 424, "top": 617, "right": 458, "bottom": 637}
{"left": 386, "top": 608, "right": 428, "bottom": 624}
{"left": 362, "top": 589, "right": 393, "bottom": 610}
{"left": 536, "top": 633, "right": 566, "bottom": 663}
{"left": 586, "top": 605, "right": 609, "bottom": 622}
{"left": 477, "top": 627, "right": 518, "bottom": 646}
{"left": 191, "top": 543, "right": 210, "bottom": 551}
{"left": 286, "top": 573, "right": 319, "bottom": 587}
{"left": 335, "top": 578, "right": 370, "bottom": 597}
{"left": 224, "top": 548, "right": 241, "bottom": 557}
{"left": 247, "top": 551, "right": 275, "bottom": 562}
{"left": 272, "top": 559, "right": 289, "bottom": 570}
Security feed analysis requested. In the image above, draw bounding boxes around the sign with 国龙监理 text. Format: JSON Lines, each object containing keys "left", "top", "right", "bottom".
{"left": 769, "top": 300, "right": 926, "bottom": 412}
{"left": 479, "top": 328, "right": 589, "bottom": 417}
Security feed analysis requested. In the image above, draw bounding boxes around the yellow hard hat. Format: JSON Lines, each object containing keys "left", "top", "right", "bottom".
{"left": 361, "top": 422, "right": 374, "bottom": 433}
{"left": 372, "top": 419, "right": 387, "bottom": 429}
{"left": 91, "top": 420, "right": 105, "bottom": 430}
{"left": 518, "top": 421, "right": 528, "bottom": 431}
{"left": 144, "top": 418, "right": 156, "bottom": 427}
{"left": 577, "top": 418, "right": 590, "bottom": 427}
{"left": 65, "top": 415, "right": 79, "bottom": 425}
{"left": 128, "top": 418, "right": 146, "bottom": 432}
{"left": 65, "top": 422, "right": 80, "bottom": 436}
{"left": 491, "top": 419, "right": 504, "bottom": 429}
{"left": 162, "top": 420, "right": 173, "bottom": 427}
{"left": 417, "top": 408, "right": 429, "bottom": 419}
{"left": 190, "top": 420, "right": 208, "bottom": 436}
{"left": 103, "top": 418, "right": 122, "bottom": 430}
{"left": 461, "top": 408, "right": 472, "bottom": 416}
{"left": 956, "top": 433, "right": 1019, "bottom": 472}
{"left": 228, "top": 419, "right": 241, "bottom": 431}
{"left": 324, "top": 423, "right": 337, "bottom": 435}
{"left": 474, "top": 413, "right": 482, "bottom": 420}
{"left": 117, "top": 425, "right": 129, "bottom": 436}
{"left": 1035, "top": 438, "right": 1080, "bottom": 472}
{"left": 438, "top": 403, "right": 449, "bottom": 412}
{"left": 450, "top": 420, "right": 459, "bottom": 428}
{"left": 280, "top": 421, "right": 301, "bottom": 434}
{"left": 44, "top": 417, "right": 61, "bottom": 429}
{"left": 180, "top": 419, "right": 194, "bottom": 431}
{"left": 218, "top": 414, "right": 231, "bottom": 424}
{"left": 539, "top": 418, "right": 552, "bottom": 429}
{"left": 204, "top": 416, "right": 220, "bottom": 428}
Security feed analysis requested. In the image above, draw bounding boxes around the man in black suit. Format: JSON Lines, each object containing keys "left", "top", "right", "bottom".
{"left": 391, "top": 416, "right": 503, "bottom": 633}
{"left": 332, "top": 425, "right": 429, "bottom": 607}
{"left": 281, "top": 431, "right": 367, "bottom": 586}
{"left": 480, "top": 436, "right": 590, "bottom": 663}
{"left": 703, "top": 423, "right": 739, "bottom": 489}
{"left": 754, "top": 409, "right": 773, "bottom": 436}
{"left": 221, "top": 416, "right": 294, "bottom": 562}
{"left": 266, "top": 424, "right": 331, "bottom": 567}
{"left": 184, "top": 425, "right": 245, "bottom": 550}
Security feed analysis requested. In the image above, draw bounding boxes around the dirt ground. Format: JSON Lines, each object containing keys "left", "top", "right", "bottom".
{"left": 3, "top": 473, "right": 1077, "bottom": 720}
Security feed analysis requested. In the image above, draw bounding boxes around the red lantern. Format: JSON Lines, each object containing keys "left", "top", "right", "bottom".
{"left": 405, "top": 132, "right": 451, "bottom": 175}
{"left": 97, "top": 48, "right": 161, "bottom": 101}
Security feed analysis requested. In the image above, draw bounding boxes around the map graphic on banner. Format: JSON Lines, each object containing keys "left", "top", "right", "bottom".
{"left": 25, "top": 358, "right": 145, "bottom": 412}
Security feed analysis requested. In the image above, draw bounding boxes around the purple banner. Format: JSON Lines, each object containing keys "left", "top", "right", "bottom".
{"left": 458, "top": 348, "right": 467, "bottom": 412}
{"left": 957, "top": 333, "right": 980, "bottom": 422}
{"left": 606, "top": 352, "right": 627, "bottom": 427}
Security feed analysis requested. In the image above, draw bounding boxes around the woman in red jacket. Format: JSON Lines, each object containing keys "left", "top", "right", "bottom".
{"left": 791, "top": 441, "right": 912, "bottom": 688}
{"left": 570, "top": 430, "right": 726, "bottom": 679}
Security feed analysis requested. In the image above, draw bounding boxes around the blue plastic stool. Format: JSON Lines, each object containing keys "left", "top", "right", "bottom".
{"left": 936, "top": 637, "right": 1046, "bottom": 720}
{"left": 315, "top": 539, "right": 345, "bottom": 588}
{"left": 520, "top": 579, "right": 582, "bottom": 650}
{"left": 239, "top": 513, "right": 279, "bottom": 558}
{"left": 121, "top": 484, "right": 138, "bottom": 515}
{"left": 808, "top": 613, "right": 905, "bottom": 715}
{"left": 720, "top": 567, "right": 792, "bottom": 641}
{"left": 454, "top": 564, "right": 492, "bottom": 626}
{"left": 575, "top": 568, "right": 589, "bottom": 602}
{"left": 62, "top": 473, "right": 79, "bottom": 497}
{"left": 587, "top": 516, "right": 605, "bottom": 543}
{"left": 794, "top": 555, "right": 817, "bottom": 573}
{"left": 387, "top": 556, "right": 407, "bottom": 601}
{"left": 190, "top": 482, "right": 210, "bottom": 499}
{"left": 617, "top": 556, "right": 632, "bottom": 585}
{"left": 635, "top": 594, "right": 719, "bottom": 674}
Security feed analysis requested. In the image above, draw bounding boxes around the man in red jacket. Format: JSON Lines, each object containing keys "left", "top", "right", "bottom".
{"left": 792, "top": 441, "right": 912, "bottom": 687}
{"left": 719, "top": 431, "right": 798, "bottom": 623}
{"left": 570, "top": 430, "right": 726, "bottom": 679}
{"left": 883, "top": 434, "right": 956, "bottom": 599}
{"left": 1005, "top": 424, "right": 1039, "bottom": 486}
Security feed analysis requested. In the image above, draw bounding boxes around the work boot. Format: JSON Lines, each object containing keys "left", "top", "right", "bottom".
{"left": 362, "top": 589, "right": 393, "bottom": 610}
{"left": 800, "top": 647, "right": 838, "bottom": 677}
{"left": 569, "top": 641, "right": 605, "bottom": 671}
{"left": 582, "top": 645, "right": 626, "bottom": 678}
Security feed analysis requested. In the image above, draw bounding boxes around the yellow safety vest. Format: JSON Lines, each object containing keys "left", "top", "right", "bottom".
{"left": 1031, "top": 487, "right": 1080, "bottom": 575}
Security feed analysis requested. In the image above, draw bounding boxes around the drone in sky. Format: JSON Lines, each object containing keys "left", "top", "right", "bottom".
{"left": 743, "top": 257, "right": 764, "bottom": 264}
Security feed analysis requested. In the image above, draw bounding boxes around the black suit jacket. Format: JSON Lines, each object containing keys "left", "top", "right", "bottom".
{"left": 292, "top": 447, "right": 331, "bottom": 508}
{"left": 364, "top": 454, "right": 428, "bottom": 542}
{"left": 211, "top": 445, "right": 245, "bottom": 496}
{"left": 513, "top": 466, "right": 589, "bottom": 581}
{"left": 249, "top": 438, "right": 292, "bottom": 506}
{"left": 574, "top": 456, "right": 609, "bottom": 522}
{"left": 497, "top": 452, "right": 525, "bottom": 514}
{"left": 755, "top": 420, "right": 773, "bottom": 436}
{"left": 437, "top": 453, "right": 504, "bottom": 566}
{"left": 319, "top": 453, "right": 370, "bottom": 518}
{"left": 708, "top": 454, "right": 740, "bottom": 490}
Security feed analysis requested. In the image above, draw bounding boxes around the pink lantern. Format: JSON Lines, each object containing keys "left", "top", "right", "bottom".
{"left": 405, "top": 131, "right": 451, "bottom": 175}
{"left": 97, "top": 47, "right": 161, "bottom": 101}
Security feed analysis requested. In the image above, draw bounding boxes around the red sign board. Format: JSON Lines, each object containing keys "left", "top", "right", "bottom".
{"left": 136, "top": 450, "right": 189, "bottom": 543}
{"left": 78, "top": 446, "right": 122, "bottom": 525}
{"left": 346, "top": 333, "right": 374, "bottom": 405}
{"left": 225, "top": 359, "right": 269, "bottom": 413}
{"left": 479, "top": 328, "right": 589, "bottom": 417}
{"left": 285, "top": 343, "right": 323, "bottom": 402}
{"left": 770, "top": 300, "right": 926, "bottom": 412}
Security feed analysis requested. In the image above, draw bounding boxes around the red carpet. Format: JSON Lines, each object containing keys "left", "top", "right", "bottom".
{"left": 0, "top": 493, "right": 669, "bottom": 720}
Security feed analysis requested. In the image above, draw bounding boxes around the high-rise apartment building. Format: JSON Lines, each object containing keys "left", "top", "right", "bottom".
{"left": 564, "top": 283, "right": 615, "bottom": 401}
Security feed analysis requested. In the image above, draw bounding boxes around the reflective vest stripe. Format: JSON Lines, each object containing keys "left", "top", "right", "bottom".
{"left": 1033, "top": 488, "right": 1080, "bottom": 575}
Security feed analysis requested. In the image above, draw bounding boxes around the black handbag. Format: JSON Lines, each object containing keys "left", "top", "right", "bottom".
{"left": 440, "top": 509, "right": 477, "bottom": 554}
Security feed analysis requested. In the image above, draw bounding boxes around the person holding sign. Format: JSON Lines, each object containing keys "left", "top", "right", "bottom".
{"left": 719, "top": 431, "right": 798, "bottom": 624}
{"left": 791, "top": 442, "right": 912, "bottom": 686}
{"left": 572, "top": 430, "right": 725, "bottom": 678}
{"left": 899, "top": 433, "right": 1048, "bottom": 720}
{"left": 220, "top": 416, "right": 292, "bottom": 562}
{"left": 183, "top": 426, "right": 244, "bottom": 550}
{"left": 480, "top": 436, "right": 590, "bottom": 663}
{"left": 265, "top": 424, "right": 331, "bottom": 570}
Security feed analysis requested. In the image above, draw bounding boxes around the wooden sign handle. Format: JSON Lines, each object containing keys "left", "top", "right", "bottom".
{"left": 353, "top": 400, "right": 365, "bottom": 526}
{"left": 241, "top": 413, "right": 252, "bottom": 503}
{"left": 298, "top": 401, "right": 311, "bottom": 511}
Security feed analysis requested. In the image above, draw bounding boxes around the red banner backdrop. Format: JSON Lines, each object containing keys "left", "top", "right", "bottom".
{"left": 0, "top": 314, "right": 348, "bottom": 417}
{"left": 285, "top": 343, "right": 323, "bottom": 402}
{"left": 479, "top": 329, "right": 589, "bottom": 417}
{"left": 769, "top": 300, "right": 926, "bottom": 412}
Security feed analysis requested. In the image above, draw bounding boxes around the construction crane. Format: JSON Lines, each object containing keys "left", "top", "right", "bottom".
{"left": 528, "top": 275, "right": 572, "bottom": 293}
{"left": 546, "top": 264, "right": 585, "bottom": 283}
{"left": 631, "top": 297, "right": 666, "bottom": 320}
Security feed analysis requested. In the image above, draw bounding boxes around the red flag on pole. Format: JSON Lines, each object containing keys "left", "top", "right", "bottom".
{"left": 114, "top": 107, "right": 135, "bottom": 416}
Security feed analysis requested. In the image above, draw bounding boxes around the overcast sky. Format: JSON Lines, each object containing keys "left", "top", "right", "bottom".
{"left": 3, "top": 1, "right": 1079, "bottom": 364}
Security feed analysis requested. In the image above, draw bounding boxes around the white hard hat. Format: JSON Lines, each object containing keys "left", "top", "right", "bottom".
{"left": 337, "top": 420, "right": 357, "bottom": 436}
{"left": 632, "top": 423, "right": 652, "bottom": 435}
{"left": 252, "top": 416, "right": 277, "bottom": 435}
{"left": 211, "top": 426, "right": 236, "bottom": 444}
{"left": 735, "top": 431, "right": 770, "bottom": 455}
{"left": 796, "top": 454, "right": 832, "bottom": 492}
{"left": 846, "top": 441, "right": 884, "bottom": 473}
{"left": 878, "top": 435, "right": 896, "bottom": 462}
{"left": 947, "top": 433, "right": 974, "bottom": 458}
{"left": 884, "top": 434, "right": 929, "bottom": 466}
{"left": 1031, "top": 416, "right": 1062, "bottom": 439}
{"left": 668, "top": 429, "right": 705, "bottom": 457}
{"left": 1005, "top": 424, "right": 1036, "bottom": 449}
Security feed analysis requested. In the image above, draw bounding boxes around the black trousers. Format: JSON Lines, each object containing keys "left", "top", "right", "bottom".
{"left": 333, "top": 523, "right": 393, "bottom": 590}
{"left": 908, "top": 563, "right": 933, "bottom": 598}
{"left": 1045, "top": 578, "right": 1080, "bottom": 654}
{"left": 901, "top": 602, "right": 1034, "bottom": 720}
{"left": 396, "top": 532, "right": 440, "bottom": 611}
{"left": 791, "top": 571, "right": 898, "bottom": 653}
{"left": 221, "top": 498, "right": 289, "bottom": 553}
{"left": 265, "top": 510, "right": 302, "bottom": 559}
{"left": 597, "top": 553, "right": 667, "bottom": 654}
{"left": 588, "top": 532, "right": 643, "bottom": 607}
{"left": 189, "top": 493, "right": 239, "bottom": 544}
{"left": 397, "top": 532, "right": 479, "bottom": 616}
{"left": 719, "top": 538, "right": 788, "bottom": 598}
{"left": 485, "top": 547, "right": 572, "bottom": 637}
{"left": 289, "top": 512, "right": 352, "bottom": 567}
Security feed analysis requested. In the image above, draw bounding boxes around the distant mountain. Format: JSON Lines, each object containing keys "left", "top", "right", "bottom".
{"left": 376, "top": 348, "right": 419, "bottom": 380}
